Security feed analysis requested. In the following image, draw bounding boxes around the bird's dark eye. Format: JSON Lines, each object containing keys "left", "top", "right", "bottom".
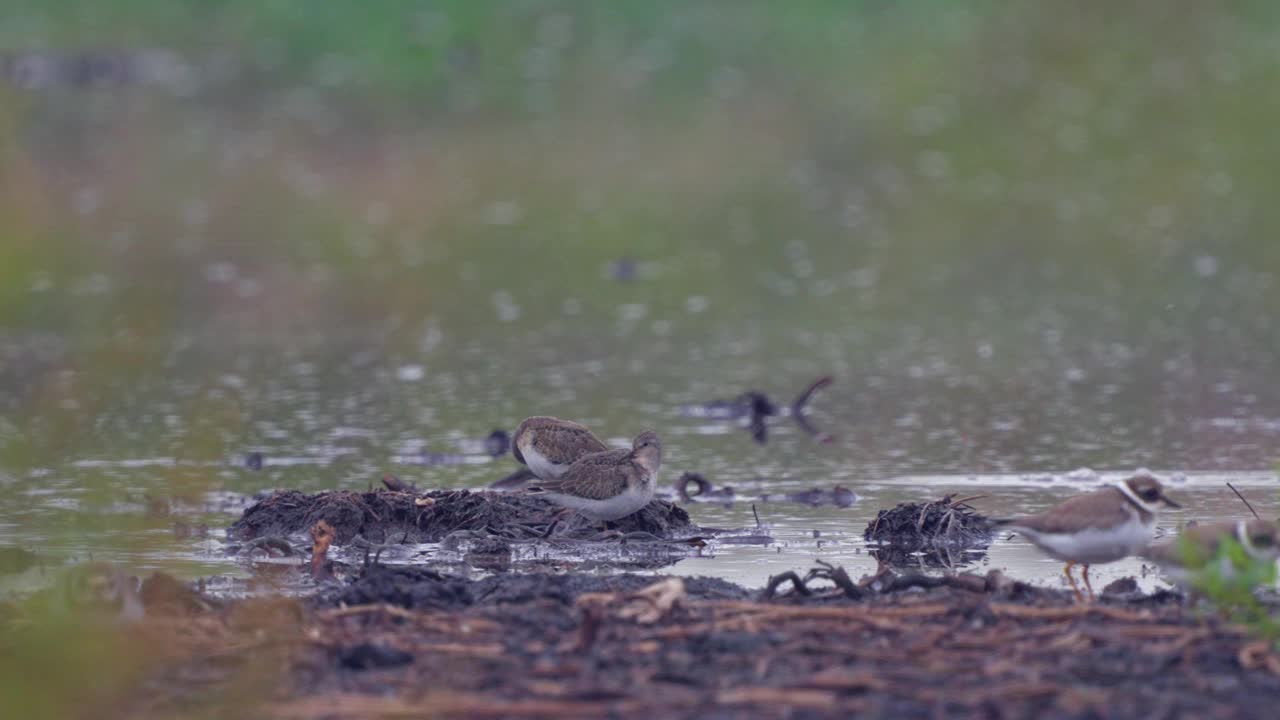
{"left": 1253, "top": 534, "right": 1275, "bottom": 548}
{"left": 1140, "top": 489, "right": 1159, "bottom": 501}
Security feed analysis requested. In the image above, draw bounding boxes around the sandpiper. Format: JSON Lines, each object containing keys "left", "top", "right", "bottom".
{"left": 1143, "top": 518, "right": 1279, "bottom": 587}
{"left": 529, "top": 430, "right": 661, "bottom": 526}
{"left": 511, "top": 416, "right": 610, "bottom": 481}
{"left": 994, "top": 472, "right": 1181, "bottom": 601}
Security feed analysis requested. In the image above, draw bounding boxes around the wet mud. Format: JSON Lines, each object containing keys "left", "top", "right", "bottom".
{"left": 34, "top": 563, "right": 1280, "bottom": 720}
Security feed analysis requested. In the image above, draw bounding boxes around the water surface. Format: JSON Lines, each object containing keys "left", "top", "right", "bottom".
{"left": 2, "top": 335, "right": 1277, "bottom": 594}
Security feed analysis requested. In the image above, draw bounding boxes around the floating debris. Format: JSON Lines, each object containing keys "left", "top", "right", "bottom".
{"left": 762, "top": 486, "right": 857, "bottom": 508}
{"left": 677, "top": 473, "right": 855, "bottom": 507}
{"left": 483, "top": 429, "right": 510, "bottom": 457}
{"left": 863, "top": 494, "right": 992, "bottom": 568}
{"left": 676, "top": 472, "right": 735, "bottom": 503}
{"left": 790, "top": 375, "right": 834, "bottom": 443}
{"left": 681, "top": 375, "right": 833, "bottom": 445}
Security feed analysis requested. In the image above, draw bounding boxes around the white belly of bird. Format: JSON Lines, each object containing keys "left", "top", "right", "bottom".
{"left": 522, "top": 445, "right": 568, "bottom": 480}
{"left": 546, "top": 485, "right": 653, "bottom": 521}
{"left": 1015, "top": 517, "right": 1154, "bottom": 565}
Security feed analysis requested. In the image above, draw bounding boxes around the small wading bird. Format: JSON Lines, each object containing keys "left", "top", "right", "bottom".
{"left": 512, "top": 416, "right": 610, "bottom": 480}
{"left": 528, "top": 430, "right": 662, "bottom": 529}
{"left": 994, "top": 473, "right": 1181, "bottom": 601}
{"left": 1143, "top": 518, "right": 1280, "bottom": 588}
{"left": 489, "top": 416, "right": 611, "bottom": 489}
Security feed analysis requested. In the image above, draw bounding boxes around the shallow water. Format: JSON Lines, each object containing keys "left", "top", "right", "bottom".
{"left": 2, "top": 335, "right": 1277, "bottom": 595}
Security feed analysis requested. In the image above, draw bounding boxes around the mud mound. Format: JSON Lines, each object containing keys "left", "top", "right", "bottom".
{"left": 94, "top": 566, "right": 1280, "bottom": 720}
{"left": 228, "top": 489, "right": 423, "bottom": 544}
{"left": 315, "top": 566, "right": 749, "bottom": 611}
{"left": 228, "top": 488, "right": 695, "bottom": 545}
{"left": 863, "top": 495, "right": 992, "bottom": 568}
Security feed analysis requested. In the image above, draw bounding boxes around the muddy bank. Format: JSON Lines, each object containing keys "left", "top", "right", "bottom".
{"left": 229, "top": 488, "right": 697, "bottom": 545}
{"left": 34, "top": 563, "right": 1278, "bottom": 720}
{"left": 315, "top": 566, "right": 749, "bottom": 610}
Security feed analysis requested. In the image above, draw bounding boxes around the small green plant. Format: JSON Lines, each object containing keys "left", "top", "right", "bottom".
{"left": 1185, "top": 535, "right": 1280, "bottom": 648}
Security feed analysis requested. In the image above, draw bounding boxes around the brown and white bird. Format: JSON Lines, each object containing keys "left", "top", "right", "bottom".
{"left": 512, "top": 416, "right": 610, "bottom": 480}
{"left": 529, "top": 430, "right": 661, "bottom": 525}
{"left": 994, "top": 473, "right": 1181, "bottom": 601}
{"left": 1143, "top": 518, "right": 1280, "bottom": 587}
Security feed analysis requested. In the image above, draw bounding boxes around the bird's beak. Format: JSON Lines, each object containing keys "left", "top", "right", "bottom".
{"left": 1161, "top": 496, "right": 1181, "bottom": 509}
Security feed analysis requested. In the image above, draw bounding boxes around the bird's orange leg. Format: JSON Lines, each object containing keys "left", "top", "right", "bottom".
{"left": 1063, "top": 561, "right": 1083, "bottom": 602}
{"left": 1081, "top": 564, "right": 1095, "bottom": 602}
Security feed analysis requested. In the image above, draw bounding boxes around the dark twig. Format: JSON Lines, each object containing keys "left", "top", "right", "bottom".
{"left": 677, "top": 472, "right": 713, "bottom": 501}
{"left": 947, "top": 494, "right": 988, "bottom": 508}
{"left": 790, "top": 375, "right": 834, "bottom": 443}
{"left": 916, "top": 500, "right": 936, "bottom": 532}
{"left": 752, "top": 503, "right": 761, "bottom": 529}
{"left": 764, "top": 571, "right": 812, "bottom": 599}
{"left": 1226, "top": 482, "right": 1262, "bottom": 520}
{"left": 804, "top": 560, "right": 864, "bottom": 599}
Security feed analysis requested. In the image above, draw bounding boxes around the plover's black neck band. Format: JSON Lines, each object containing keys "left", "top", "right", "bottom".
{"left": 1114, "top": 482, "right": 1155, "bottom": 521}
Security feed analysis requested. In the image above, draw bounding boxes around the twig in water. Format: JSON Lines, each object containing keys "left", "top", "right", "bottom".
{"left": 790, "top": 375, "right": 834, "bottom": 443}
{"left": 752, "top": 503, "right": 761, "bottom": 529}
{"left": 677, "top": 472, "right": 712, "bottom": 501}
{"left": 1226, "top": 482, "right": 1262, "bottom": 520}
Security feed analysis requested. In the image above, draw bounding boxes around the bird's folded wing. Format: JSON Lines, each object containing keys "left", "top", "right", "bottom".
{"left": 1008, "top": 489, "right": 1132, "bottom": 534}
